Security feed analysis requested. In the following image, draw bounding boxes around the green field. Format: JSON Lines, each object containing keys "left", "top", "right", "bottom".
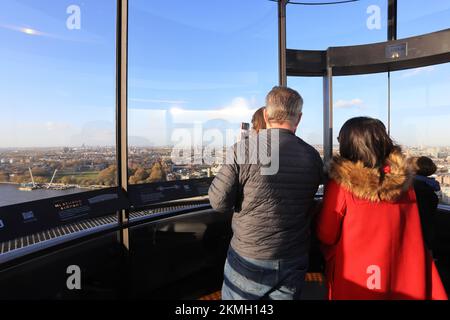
{"left": 58, "top": 171, "right": 99, "bottom": 177}
{"left": 60, "top": 171, "right": 99, "bottom": 178}
{"left": 56, "top": 171, "right": 100, "bottom": 183}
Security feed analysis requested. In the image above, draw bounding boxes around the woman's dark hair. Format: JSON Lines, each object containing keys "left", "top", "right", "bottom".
{"left": 416, "top": 156, "right": 437, "bottom": 176}
{"left": 338, "top": 117, "right": 397, "bottom": 169}
{"left": 251, "top": 107, "right": 266, "bottom": 133}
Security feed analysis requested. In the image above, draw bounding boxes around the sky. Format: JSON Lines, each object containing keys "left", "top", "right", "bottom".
{"left": 0, "top": 0, "right": 449, "bottom": 148}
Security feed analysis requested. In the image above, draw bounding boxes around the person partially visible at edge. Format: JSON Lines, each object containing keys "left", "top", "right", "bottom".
{"left": 316, "top": 117, "right": 448, "bottom": 300}
{"left": 251, "top": 106, "right": 266, "bottom": 134}
{"left": 208, "top": 86, "right": 324, "bottom": 300}
{"left": 411, "top": 156, "right": 441, "bottom": 254}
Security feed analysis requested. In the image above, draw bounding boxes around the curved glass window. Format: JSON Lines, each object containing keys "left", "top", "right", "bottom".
{"left": 128, "top": 0, "right": 278, "bottom": 184}
{"left": 391, "top": 63, "right": 450, "bottom": 205}
{"left": 287, "top": 0, "right": 387, "bottom": 50}
{"left": 0, "top": 1, "right": 117, "bottom": 206}
{"left": 397, "top": 0, "right": 450, "bottom": 39}
{"left": 288, "top": 76, "right": 323, "bottom": 154}
{"left": 333, "top": 73, "right": 389, "bottom": 153}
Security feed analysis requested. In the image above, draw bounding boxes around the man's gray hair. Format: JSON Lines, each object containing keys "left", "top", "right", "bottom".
{"left": 265, "top": 86, "right": 303, "bottom": 123}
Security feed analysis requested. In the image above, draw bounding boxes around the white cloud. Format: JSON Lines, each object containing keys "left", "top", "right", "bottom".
{"left": 0, "top": 23, "right": 99, "bottom": 43}
{"left": 0, "top": 121, "right": 78, "bottom": 148}
{"left": 400, "top": 66, "right": 435, "bottom": 78}
{"left": 128, "top": 109, "right": 168, "bottom": 146}
{"left": 69, "top": 121, "right": 115, "bottom": 147}
{"left": 45, "top": 121, "right": 73, "bottom": 132}
{"left": 170, "top": 97, "right": 257, "bottom": 124}
{"left": 334, "top": 98, "right": 364, "bottom": 109}
{"left": 129, "top": 98, "right": 188, "bottom": 105}
{"left": 0, "top": 24, "right": 49, "bottom": 37}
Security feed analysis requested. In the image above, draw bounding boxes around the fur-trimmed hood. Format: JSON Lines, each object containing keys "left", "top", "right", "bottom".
{"left": 328, "top": 150, "right": 414, "bottom": 202}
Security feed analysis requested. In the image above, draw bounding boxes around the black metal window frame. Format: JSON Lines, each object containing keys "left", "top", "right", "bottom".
{"left": 117, "top": 0, "right": 450, "bottom": 204}
{"left": 280, "top": 0, "right": 450, "bottom": 162}
{"left": 116, "top": 0, "right": 129, "bottom": 248}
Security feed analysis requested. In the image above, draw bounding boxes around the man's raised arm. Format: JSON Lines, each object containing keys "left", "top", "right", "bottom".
{"left": 208, "top": 151, "right": 239, "bottom": 213}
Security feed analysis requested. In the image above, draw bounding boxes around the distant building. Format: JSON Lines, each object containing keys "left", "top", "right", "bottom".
{"left": 444, "top": 175, "right": 450, "bottom": 185}
{"left": 94, "top": 164, "right": 108, "bottom": 171}
{"left": 426, "top": 148, "right": 439, "bottom": 158}
{"left": 166, "top": 173, "right": 177, "bottom": 181}
{"left": 436, "top": 174, "right": 450, "bottom": 186}
{"left": 441, "top": 186, "right": 450, "bottom": 205}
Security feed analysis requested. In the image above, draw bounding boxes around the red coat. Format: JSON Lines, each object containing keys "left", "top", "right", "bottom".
{"left": 316, "top": 152, "right": 448, "bottom": 300}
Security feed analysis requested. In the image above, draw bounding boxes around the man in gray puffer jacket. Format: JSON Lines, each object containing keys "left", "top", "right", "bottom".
{"left": 209, "top": 86, "right": 323, "bottom": 300}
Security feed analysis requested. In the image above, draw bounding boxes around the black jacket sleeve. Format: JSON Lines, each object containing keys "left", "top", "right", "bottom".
{"left": 208, "top": 149, "right": 239, "bottom": 213}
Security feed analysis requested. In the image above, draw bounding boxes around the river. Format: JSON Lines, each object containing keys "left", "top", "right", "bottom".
{"left": 0, "top": 183, "right": 88, "bottom": 207}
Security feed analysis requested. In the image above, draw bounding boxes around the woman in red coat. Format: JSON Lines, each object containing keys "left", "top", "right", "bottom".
{"left": 316, "top": 117, "right": 447, "bottom": 300}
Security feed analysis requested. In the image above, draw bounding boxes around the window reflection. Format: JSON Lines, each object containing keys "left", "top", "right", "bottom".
{"left": 391, "top": 63, "right": 450, "bottom": 205}
{"left": 287, "top": 76, "right": 323, "bottom": 156}
{"left": 333, "top": 73, "right": 389, "bottom": 154}
{"left": 0, "top": 0, "right": 117, "bottom": 206}
{"left": 127, "top": 0, "right": 278, "bottom": 184}
{"left": 287, "top": 0, "right": 387, "bottom": 50}
{"left": 397, "top": 0, "right": 450, "bottom": 38}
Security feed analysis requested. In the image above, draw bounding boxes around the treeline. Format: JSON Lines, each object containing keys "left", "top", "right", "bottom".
{"left": 0, "top": 161, "right": 168, "bottom": 187}
{"left": 128, "top": 162, "right": 166, "bottom": 184}
{"left": 0, "top": 165, "right": 117, "bottom": 187}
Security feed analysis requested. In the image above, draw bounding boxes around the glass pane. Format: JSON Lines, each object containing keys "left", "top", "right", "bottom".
{"left": 128, "top": 0, "right": 277, "bottom": 184}
{"left": 391, "top": 63, "right": 450, "bottom": 205}
{"left": 287, "top": 76, "right": 323, "bottom": 155}
{"left": 0, "top": 1, "right": 117, "bottom": 207}
{"left": 398, "top": 0, "right": 450, "bottom": 39}
{"left": 333, "top": 73, "right": 389, "bottom": 154}
{"left": 288, "top": 76, "right": 324, "bottom": 196}
{"left": 287, "top": 0, "right": 387, "bottom": 50}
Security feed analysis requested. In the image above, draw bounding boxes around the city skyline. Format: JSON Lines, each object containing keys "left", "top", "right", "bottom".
{"left": 3, "top": 140, "right": 450, "bottom": 150}
{"left": 2, "top": 143, "right": 450, "bottom": 206}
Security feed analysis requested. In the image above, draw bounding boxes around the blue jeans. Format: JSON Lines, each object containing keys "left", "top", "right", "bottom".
{"left": 222, "top": 246, "right": 309, "bottom": 300}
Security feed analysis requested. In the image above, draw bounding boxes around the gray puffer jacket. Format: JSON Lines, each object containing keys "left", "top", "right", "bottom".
{"left": 208, "top": 128, "right": 324, "bottom": 260}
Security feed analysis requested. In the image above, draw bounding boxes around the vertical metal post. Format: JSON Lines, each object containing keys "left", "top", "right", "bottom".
{"left": 278, "top": 0, "right": 287, "bottom": 87}
{"left": 387, "top": 0, "right": 397, "bottom": 41}
{"left": 387, "top": 0, "right": 397, "bottom": 136}
{"left": 116, "top": 0, "right": 129, "bottom": 249}
{"left": 323, "top": 66, "right": 333, "bottom": 163}
{"left": 387, "top": 71, "right": 391, "bottom": 135}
